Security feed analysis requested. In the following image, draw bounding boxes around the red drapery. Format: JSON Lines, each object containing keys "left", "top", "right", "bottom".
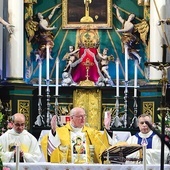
{"left": 71, "top": 48, "right": 100, "bottom": 84}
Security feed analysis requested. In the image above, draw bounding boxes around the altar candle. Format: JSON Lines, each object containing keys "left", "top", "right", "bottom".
{"left": 16, "top": 144, "right": 20, "bottom": 170}
{"left": 55, "top": 57, "right": 59, "bottom": 96}
{"left": 141, "top": 138, "right": 147, "bottom": 170}
{"left": 38, "top": 60, "right": 42, "bottom": 96}
{"left": 116, "top": 58, "right": 119, "bottom": 97}
{"left": 143, "top": 144, "right": 147, "bottom": 170}
{"left": 134, "top": 60, "right": 138, "bottom": 97}
{"left": 46, "top": 45, "right": 50, "bottom": 80}
{"left": 124, "top": 46, "right": 128, "bottom": 82}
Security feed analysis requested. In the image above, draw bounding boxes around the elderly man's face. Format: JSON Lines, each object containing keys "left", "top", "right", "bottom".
{"left": 71, "top": 109, "right": 86, "bottom": 128}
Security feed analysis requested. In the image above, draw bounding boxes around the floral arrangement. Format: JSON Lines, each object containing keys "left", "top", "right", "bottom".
{"left": 0, "top": 100, "right": 12, "bottom": 136}
{"left": 0, "top": 100, "right": 11, "bottom": 170}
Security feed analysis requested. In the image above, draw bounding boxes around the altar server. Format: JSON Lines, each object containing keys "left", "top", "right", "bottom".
{"left": 126, "top": 114, "right": 169, "bottom": 164}
{"left": 0, "top": 113, "right": 42, "bottom": 162}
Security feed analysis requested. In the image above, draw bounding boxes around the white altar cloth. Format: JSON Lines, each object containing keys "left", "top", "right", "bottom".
{"left": 3, "top": 163, "right": 170, "bottom": 170}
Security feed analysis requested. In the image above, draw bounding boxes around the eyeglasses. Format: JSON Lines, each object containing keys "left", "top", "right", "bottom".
{"left": 73, "top": 115, "right": 86, "bottom": 119}
{"left": 139, "top": 121, "right": 148, "bottom": 125}
{"left": 14, "top": 123, "right": 25, "bottom": 127}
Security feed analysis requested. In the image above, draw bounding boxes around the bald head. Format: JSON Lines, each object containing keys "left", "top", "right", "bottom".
{"left": 70, "top": 107, "right": 85, "bottom": 116}
{"left": 12, "top": 113, "right": 25, "bottom": 122}
{"left": 12, "top": 113, "right": 26, "bottom": 133}
{"left": 70, "top": 107, "right": 86, "bottom": 128}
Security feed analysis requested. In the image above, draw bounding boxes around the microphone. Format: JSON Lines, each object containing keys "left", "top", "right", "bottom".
{"left": 145, "top": 121, "right": 170, "bottom": 150}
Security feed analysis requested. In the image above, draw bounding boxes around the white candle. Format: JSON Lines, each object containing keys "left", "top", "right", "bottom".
{"left": 124, "top": 45, "right": 128, "bottom": 82}
{"left": 141, "top": 138, "right": 147, "bottom": 170}
{"left": 116, "top": 58, "right": 119, "bottom": 97}
{"left": 38, "top": 59, "right": 42, "bottom": 96}
{"left": 16, "top": 144, "right": 20, "bottom": 170}
{"left": 143, "top": 144, "right": 147, "bottom": 170}
{"left": 134, "top": 60, "right": 138, "bottom": 97}
{"left": 55, "top": 57, "right": 59, "bottom": 96}
{"left": 46, "top": 45, "right": 50, "bottom": 80}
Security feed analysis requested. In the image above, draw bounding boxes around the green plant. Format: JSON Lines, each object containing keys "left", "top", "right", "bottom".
{"left": 154, "top": 113, "right": 170, "bottom": 142}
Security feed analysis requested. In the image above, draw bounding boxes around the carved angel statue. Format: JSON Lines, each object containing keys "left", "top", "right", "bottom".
{"left": 62, "top": 45, "right": 80, "bottom": 73}
{"left": 97, "top": 48, "right": 114, "bottom": 80}
{"left": 0, "top": 17, "right": 14, "bottom": 34}
{"left": 134, "top": 19, "right": 149, "bottom": 45}
{"left": 113, "top": 4, "right": 149, "bottom": 64}
{"left": 25, "top": 4, "right": 61, "bottom": 59}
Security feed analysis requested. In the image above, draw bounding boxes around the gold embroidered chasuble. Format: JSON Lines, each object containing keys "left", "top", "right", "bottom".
{"left": 41, "top": 123, "right": 110, "bottom": 163}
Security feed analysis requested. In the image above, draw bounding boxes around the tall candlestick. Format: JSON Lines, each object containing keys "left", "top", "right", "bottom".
{"left": 16, "top": 144, "right": 20, "bottom": 170}
{"left": 134, "top": 60, "right": 138, "bottom": 97}
{"left": 46, "top": 45, "right": 50, "bottom": 80}
{"left": 55, "top": 57, "right": 59, "bottom": 96}
{"left": 124, "top": 45, "right": 128, "bottom": 82}
{"left": 116, "top": 58, "right": 119, "bottom": 97}
{"left": 38, "top": 59, "right": 42, "bottom": 96}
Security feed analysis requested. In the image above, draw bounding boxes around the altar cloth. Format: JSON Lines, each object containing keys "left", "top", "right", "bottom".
{"left": 3, "top": 162, "right": 170, "bottom": 170}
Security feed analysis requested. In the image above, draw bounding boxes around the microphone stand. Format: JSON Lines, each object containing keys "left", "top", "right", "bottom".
{"left": 145, "top": 121, "right": 170, "bottom": 150}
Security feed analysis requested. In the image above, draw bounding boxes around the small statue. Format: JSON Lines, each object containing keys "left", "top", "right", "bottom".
{"left": 0, "top": 17, "right": 14, "bottom": 34}
{"left": 148, "top": 63, "right": 170, "bottom": 96}
{"left": 61, "top": 72, "right": 77, "bottom": 86}
{"left": 62, "top": 46, "right": 80, "bottom": 73}
{"left": 96, "top": 48, "right": 114, "bottom": 86}
{"left": 25, "top": 4, "right": 61, "bottom": 59}
{"left": 97, "top": 48, "right": 114, "bottom": 80}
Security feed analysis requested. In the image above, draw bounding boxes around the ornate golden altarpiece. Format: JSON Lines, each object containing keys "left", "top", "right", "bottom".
{"left": 73, "top": 89, "right": 101, "bottom": 130}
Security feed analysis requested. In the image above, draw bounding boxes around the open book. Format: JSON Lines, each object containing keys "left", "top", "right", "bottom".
{"left": 101, "top": 142, "right": 142, "bottom": 164}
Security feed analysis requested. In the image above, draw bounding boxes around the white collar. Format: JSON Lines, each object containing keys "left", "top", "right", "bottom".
{"left": 70, "top": 123, "right": 83, "bottom": 132}
{"left": 138, "top": 130, "right": 153, "bottom": 138}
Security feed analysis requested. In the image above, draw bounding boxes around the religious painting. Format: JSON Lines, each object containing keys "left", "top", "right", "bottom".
{"left": 71, "top": 132, "right": 87, "bottom": 163}
{"left": 62, "top": 0, "right": 112, "bottom": 29}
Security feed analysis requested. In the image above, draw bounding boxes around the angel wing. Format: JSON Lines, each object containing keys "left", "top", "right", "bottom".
{"left": 134, "top": 19, "right": 149, "bottom": 45}
{"left": 25, "top": 18, "right": 39, "bottom": 42}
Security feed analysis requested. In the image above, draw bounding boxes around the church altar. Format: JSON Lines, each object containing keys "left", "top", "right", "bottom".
{"left": 3, "top": 163, "right": 170, "bottom": 170}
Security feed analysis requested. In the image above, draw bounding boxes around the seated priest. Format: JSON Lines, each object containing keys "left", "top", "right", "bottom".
{"left": 41, "top": 107, "right": 113, "bottom": 163}
{"left": 0, "top": 113, "right": 42, "bottom": 162}
{"left": 126, "top": 114, "right": 170, "bottom": 164}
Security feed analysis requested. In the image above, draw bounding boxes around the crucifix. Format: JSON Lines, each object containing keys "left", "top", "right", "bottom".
{"left": 145, "top": 44, "right": 170, "bottom": 170}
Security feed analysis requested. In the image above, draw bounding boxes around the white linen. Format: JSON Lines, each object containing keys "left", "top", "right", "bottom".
{"left": 3, "top": 162, "right": 170, "bottom": 170}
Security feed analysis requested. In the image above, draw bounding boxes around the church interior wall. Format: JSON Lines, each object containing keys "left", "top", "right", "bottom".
{"left": 0, "top": 0, "right": 170, "bottom": 139}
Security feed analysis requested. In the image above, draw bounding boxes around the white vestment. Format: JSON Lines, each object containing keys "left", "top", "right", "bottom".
{"left": 0, "top": 129, "right": 42, "bottom": 162}
{"left": 126, "top": 130, "right": 169, "bottom": 164}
